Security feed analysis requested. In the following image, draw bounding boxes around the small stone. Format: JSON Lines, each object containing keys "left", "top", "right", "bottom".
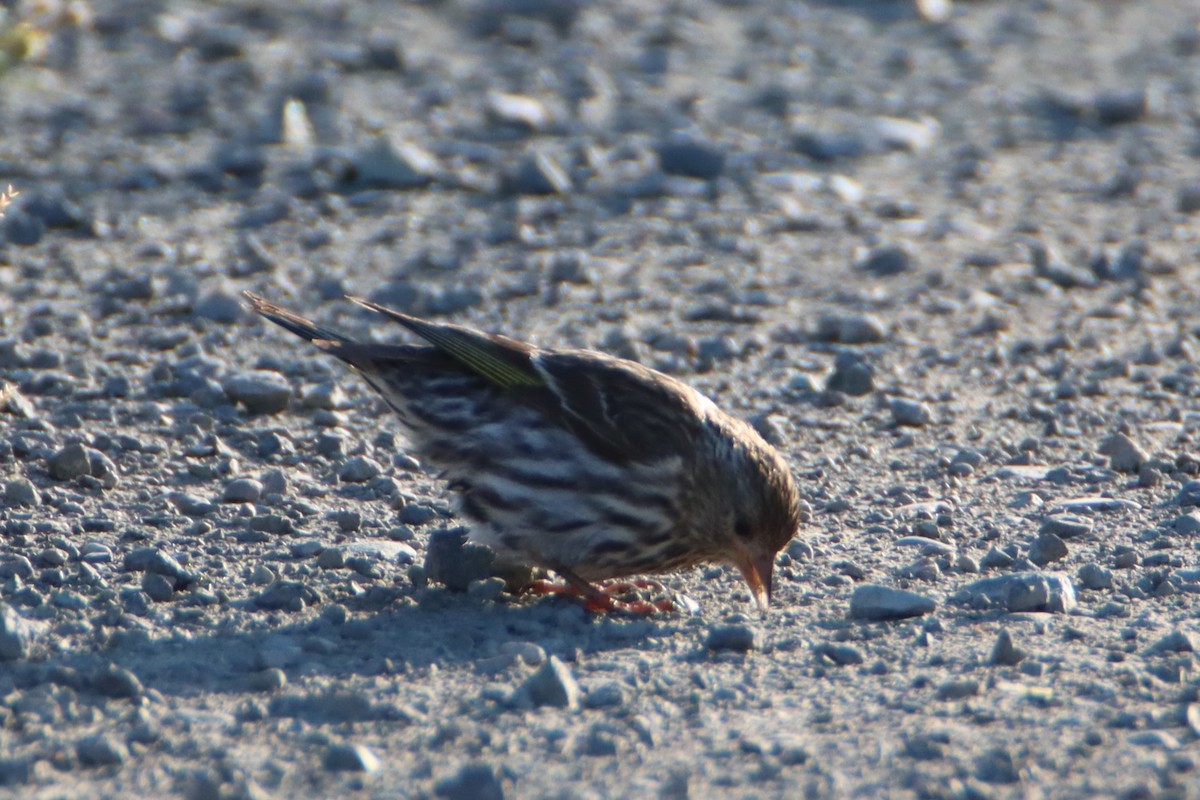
{"left": 1098, "top": 433, "right": 1148, "bottom": 473}
{"left": 1040, "top": 515, "right": 1092, "bottom": 539}
{"left": 501, "top": 152, "right": 571, "bottom": 195}
{"left": 936, "top": 679, "right": 979, "bottom": 700}
{"left": 814, "top": 643, "right": 865, "bottom": 666}
{"left": 142, "top": 573, "right": 175, "bottom": 602}
{"left": 222, "top": 478, "right": 263, "bottom": 503}
{"left": 194, "top": 290, "right": 243, "bottom": 323}
{"left": 249, "top": 668, "right": 287, "bottom": 692}
{"left": 303, "top": 382, "right": 348, "bottom": 410}
{"left": 76, "top": 734, "right": 129, "bottom": 766}
{"left": 826, "top": 352, "right": 874, "bottom": 396}
{"left": 48, "top": 443, "right": 91, "bottom": 480}
{"left": 254, "top": 581, "right": 322, "bottom": 611}
{"left": 857, "top": 245, "right": 914, "bottom": 276}
{"left": 656, "top": 137, "right": 726, "bottom": 180}
{"left": 317, "top": 548, "right": 345, "bottom": 570}
{"left": 1006, "top": 576, "right": 1051, "bottom": 612}
{"left": 849, "top": 584, "right": 936, "bottom": 621}
{"left": 989, "top": 630, "right": 1026, "bottom": 666}
{"left": 486, "top": 91, "right": 550, "bottom": 131}
{"left": 3, "top": 478, "right": 40, "bottom": 507}
{"left": 1177, "top": 480, "right": 1200, "bottom": 507}
{"left": 705, "top": 624, "right": 760, "bottom": 652}
{"left": 325, "top": 743, "right": 381, "bottom": 774}
{"left": 1174, "top": 513, "right": 1200, "bottom": 535}
{"left": 891, "top": 397, "right": 932, "bottom": 427}
{"left": 1148, "top": 630, "right": 1197, "bottom": 654}
{"left": 961, "top": 572, "right": 1076, "bottom": 613}
{"left": 91, "top": 665, "right": 143, "bottom": 698}
{"left": 0, "top": 604, "right": 39, "bottom": 661}
{"left": 1127, "top": 731, "right": 1180, "bottom": 750}
{"left": 1077, "top": 563, "right": 1113, "bottom": 590}
{"left": 1028, "top": 533, "right": 1068, "bottom": 566}
{"left": 339, "top": 456, "right": 382, "bottom": 483}
{"left": 814, "top": 313, "right": 887, "bottom": 344}
{"left": 223, "top": 371, "right": 292, "bottom": 414}
{"left": 980, "top": 547, "right": 1015, "bottom": 569}
{"left": 351, "top": 135, "right": 438, "bottom": 190}
{"left": 399, "top": 503, "right": 438, "bottom": 525}
{"left": 519, "top": 656, "right": 580, "bottom": 710}
{"left": 434, "top": 763, "right": 505, "bottom": 800}
{"left": 424, "top": 528, "right": 495, "bottom": 592}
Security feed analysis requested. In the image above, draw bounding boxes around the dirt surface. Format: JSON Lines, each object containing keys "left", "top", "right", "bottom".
{"left": 2, "top": 1, "right": 1200, "bottom": 798}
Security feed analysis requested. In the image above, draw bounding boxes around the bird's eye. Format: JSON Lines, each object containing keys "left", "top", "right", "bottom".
{"left": 734, "top": 517, "right": 753, "bottom": 539}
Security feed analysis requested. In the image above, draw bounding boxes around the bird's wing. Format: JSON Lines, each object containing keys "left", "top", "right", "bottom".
{"left": 348, "top": 297, "right": 543, "bottom": 389}
{"left": 349, "top": 296, "right": 702, "bottom": 464}
{"left": 530, "top": 351, "right": 705, "bottom": 464}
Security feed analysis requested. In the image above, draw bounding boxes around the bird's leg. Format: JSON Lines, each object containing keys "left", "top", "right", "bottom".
{"left": 524, "top": 568, "right": 674, "bottom": 615}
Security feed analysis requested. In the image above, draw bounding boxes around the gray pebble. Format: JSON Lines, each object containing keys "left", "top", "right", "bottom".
{"left": 194, "top": 290, "right": 243, "bottom": 323}
{"left": 1077, "top": 563, "right": 1113, "bottom": 590}
{"left": 168, "top": 492, "right": 216, "bottom": 517}
{"left": 223, "top": 371, "right": 292, "bottom": 414}
{"left": 303, "top": 382, "right": 348, "bottom": 410}
{"left": 1028, "top": 533, "right": 1068, "bottom": 566}
{"left": 343, "top": 540, "right": 417, "bottom": 565}
{"left": 0, "top": 604, "right": 39, "bottom": 661}
{"left": 0, "top": 556, "right": 34, "bottom": 579}
{"left": 980, "top": 547, "right": 1015, "bottom": 570}
{"left": 814, "top": 643, "right": 865, "bottom": 666}
{"left": 254, "top": 581, "right": 322, "bottom": 611}
{"left": 936, "top": 680, "right": 979, "bottom": 700}
{"left": 316, "top": 548, "right": 345, "bottom": 570}
{"left": 339, "top": 456, "right": 382, "bottom": 483}
{"left": 325, "top": 743, "right": 381, "bottom": 773}
{"left": 48, "top": 443, "right": 91, "bottom": 480}
{"left": 434, "top": 763, "right": 505, "bottom": 800}
{"left": 399, "top": 503, "right": 439, "bottom": 525}
{"left": 351, "top": 135, "right": 438, "bottom": 190}
{"left": 1098, "top": 433, "right": 1148, "bottom": 473}
{"left": 91, "top": 665, "right": 143, "bottom": 698}
{"left": 975, "top": 748, "right": 1019, "bottom": 784}
{"left": 857, "top": 245, "right": 914, "bottom": 276}
{"left": 76, "top": 734, "right": 129, "bottom": 767}
{"left": 848, "top": 584, "right": 936, "bottom": 621}
{"left": 1174, "top": 513, "right": 1200, "bottom": 535}
{"left": 142, "top": 573, "right": 175, "bottom": 602}
{"left": 467, "top": 577, "right": 507, "bottom": 602}
{"left": 657, "top": 136, "right": 726, "bottom": 180}
{"left": 424, "top": 528, "right": 495, "bottom": 592}
{"left": 1041, "top": 515, "right": 1092, "bottom": 539}
{"left": 519, "top": 655, "right": 581, "bottom": 710}
{"left": 826, "top": 352, "right": 874, "bottom": 396}
{"left": 3, "top": 478, "right": 40, "bottom": 507}
{"left": 222, "top": 478, "right": 263, "bottom": 503}
{"left": 814, "top": 313, "right": 887, "bottom": 344}
{"left": 705, "top": 624, "right": 760, "bottom": 652}
{"left": 1177, "top": 480, "right": 1200, "bottom": 507}
{"left": 1127, "top": 731, "right": 1180, "bottom": 750}
{"left": 989, "top": 629, "right": 1026, "bottom": 666}
{"left": 1007, "top": 576, "right": 1052, "bottom": 612}
{"left": 961, "top": 572, "right": 1076, "bottom": 613}
{"left": 891, "top": 397, "right": 932, "bottom": 427}
{"left": 1052, "top": 496, "right": 1142, "bottom": 514}
{"left": 249, "top": 668, "right": 287, "bottom": 692}
{"left": 502, "top": 151, "right": 571, "bottom": 195}
{"left": 1148, "top": 630, "right": 1196, "bottom": 654}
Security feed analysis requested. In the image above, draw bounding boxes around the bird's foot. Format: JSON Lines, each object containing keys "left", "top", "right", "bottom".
{"left": 524, "top": 577, "right": 675, "bottom": 615}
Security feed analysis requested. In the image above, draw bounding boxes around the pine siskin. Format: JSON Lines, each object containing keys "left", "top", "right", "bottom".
{"left": 245, "top": 293, "right": 801, "bottom": 613}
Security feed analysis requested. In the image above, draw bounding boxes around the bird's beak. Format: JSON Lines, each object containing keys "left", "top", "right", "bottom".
{"left": 736, "top": 551, "right": 776, "bottom": 614}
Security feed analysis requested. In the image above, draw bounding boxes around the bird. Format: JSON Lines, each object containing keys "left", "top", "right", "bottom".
{"left": 244, "top": 292, "right": 801, "bottom": 613}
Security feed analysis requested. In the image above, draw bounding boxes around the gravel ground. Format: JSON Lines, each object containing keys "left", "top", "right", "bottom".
{"left": 2, "top": 1, "right": 1200, "bottom": 798}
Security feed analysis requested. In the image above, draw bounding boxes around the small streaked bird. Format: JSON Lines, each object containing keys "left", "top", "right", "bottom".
{"left": 245, "top": 293, "right": 801, "bottom": 613}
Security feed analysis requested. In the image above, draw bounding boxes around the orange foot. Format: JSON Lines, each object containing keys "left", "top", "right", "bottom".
{"left": 525, "top": 577, "right": 676, "bottom": 615}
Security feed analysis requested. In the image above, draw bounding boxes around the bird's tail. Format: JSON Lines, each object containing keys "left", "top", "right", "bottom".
{"left": 244, "top": 292, "right": 350, "bottom": 345}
